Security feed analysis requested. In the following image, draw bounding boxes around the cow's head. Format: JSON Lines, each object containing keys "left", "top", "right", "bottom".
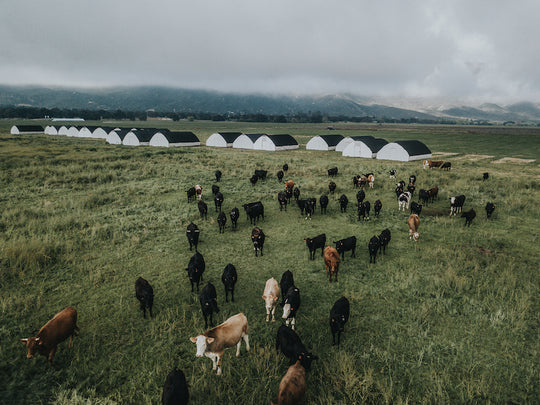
{"left": 450, "top": 197, "right": 456, "bottom": 204}
{"left": 297, "top": 352, "right": 318, "bottom": 370}
{"left": 331, "top": 313, "right": 348, "bottom": 333}
{"left": 190, "top": 335, "right": 214, "bottom": 357}
{"left": 263, "top": 294, "right": 278, "bottom": 309}
{"left": 282, "top": 303, "right": 292, "bottom": 319}
{"left": 412, "top": 232, "right": 420, "bottom": 242}
{"left": 20, "top": 337, "right": 42, "bottom": 358}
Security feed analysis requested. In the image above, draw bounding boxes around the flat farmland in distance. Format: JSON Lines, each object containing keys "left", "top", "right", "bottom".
{"left": 0, "top": 121, "right": 538, "bottom": 404}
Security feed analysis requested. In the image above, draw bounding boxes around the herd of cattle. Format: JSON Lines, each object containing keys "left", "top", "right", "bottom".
{"left": 19, "top": 159, "right": 498, "bottom": 404}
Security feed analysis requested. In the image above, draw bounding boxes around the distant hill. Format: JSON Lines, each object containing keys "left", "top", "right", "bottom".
{"left": 1, "top": 85, "right": 539, "bottom": 123}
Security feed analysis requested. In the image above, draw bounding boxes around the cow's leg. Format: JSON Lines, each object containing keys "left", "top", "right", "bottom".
{"left": 236, "top": 340, "right": 242, "bottom": 357}
{"left": 231, "top": 289, "right": 235, "bottom": 302}
{"left": 271, "top": 306, "right": 276, "bottom": 322}
{"left": 243, "top": 334, "right": 250, "bottom": 351}
{"left": 48, "top": 346, "right": 58, "bottom": 363}
{"left": 291, "top": 317, "right": 296, "bottom": 330}
{"left": 266, "top": 307, "right": 270, "bottom": 322}
{"left": 216, "top": 355, "right": 222, "bottom": 375}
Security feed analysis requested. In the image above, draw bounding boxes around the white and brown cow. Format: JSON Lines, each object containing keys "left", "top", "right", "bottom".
{"left": 190, "top": 313, "right": 249, "bottom": 375}
{"left": 194, "top": 184, "right": 203, "bottom": 201}
{"left": 262, "top": 278, "right": 280, "bottom": 322}
{"left": 423, "top": 160, "right": 443, "bottom": 169}
{"left": 408, "top": 213, "right": 420, "bottom": 241}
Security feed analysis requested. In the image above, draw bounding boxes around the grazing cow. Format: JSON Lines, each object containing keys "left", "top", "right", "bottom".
{"left": 251, "top": 227, "right": 265, "bottom": 257}
{"left": 214, "top": 192, "right": 224, "bottom": 212}
{"left": 186, "top": 222, "right": 200, "bottom": 251}
{"left": 20, "top": 306, "right": 79, "bottom": 364}
{"left": 187, "top": 187, "right": 196, "bottom": 202}
{"left": 368, "top": 236, "right": 379, "bottom": 264}
{"left": 339, "top": 194, "right": 349, "bottom": 212}
{"left": 358, "top": 200, "right": 370, "bottom": 221}
{"left": 374, "top": 199, "right": 382, "bottom": 217}
{"left": 190, "top": 313, "right": 249, "bottom": 376}
{"left": 282, "top": 286, "right": 300, "bottom": 330}
{"left": 263, "top": 278, "right": 280, "bottom": 322}
{"left": 230, "top": 207, "right": 239, "bottom": 229}
{"left": 324, "top": 246, "right": 340, "bottom": 282}
{"left": 135, "top": 277, "right": 154, "bottom": 319}
{"left": 441, "top": 161, "right": 452, "bottom": 171}
{"left": 485, "top": 202, "right": 495, "bottom": 218}
{"left": 328, "top": 181, "right": 336, "bottom": 194}
{"left": 408, "top": 214, "right": 420, "bottom": 241}
{"left": 334, "top": 236, "right": 356, "bottom": 260}
{"left": 255, "top": 169, "right": 268, "bottom": 180}
{"left": 389, "top": 169, "right": 397, "bottom": 178}
{"left": 283, "top": 163, "right": 289, "bottom": 172}
{"left": 429, "top": 186, "right": 439, "bottom": 202}
{"left": 243, "top": 201, "right": 264, "bottom": 225}
{"left": 418, "top": 189, "right": 431, "bottom": 206}
{"left": 250, "top": 174, "right": 258, "bottom": 186}
{"left": 271, "top": 361, "right": 307, "bottom": 405}
{"left": 410, "top": 201, "right": 422, "bottom": 216}
{"left": 211, "top": 184, "right": 220, "bottom": 195}
{"left": 278, "top": 191, "right": 288, "bottom": 211}
{"left": 319, "top": 194, "right": 329, "bottom": 214}
{"left": 293, "top": 187, "right": 300, "bottom": 201}
{"left": 277, "top": 170, "right": 284, "bottom": 182}
{"left": 409, "top": 175, "right": 417, "bottom": 184}
{"left": 328, "top": 167, "right": 338, "bottom": 177}
{"left": 330, "top": 297, "right": 350, "bottom": 345}
{"left": 162, "top": 367, "right": 189, "bottom": 405}
{"left": 195, "top": 184, "right": 203, "bottom": 201}
{"left": 378, "top": 228, "right": 391, "bottom": 255}
{"left": 483, "top": 172, "right": 489, "bottom": 181}
{"left": 304, "top": 233, "right": 326, "bottom": 260}
{"left": 186, "top": 252, "right": 205, "bottom": 292}
{"left": 423, "top": 160, "right": 443, "bottom": 169}
{"left": 200, "top": 282, "right": 220, "bottom": 328}
{"left": 284, "top": 180, "right": 294, "bottom": 191}
{"left": 279, "top": 271, "right": 295, "bottom": 308}
{"left": 215, "top": 170, "right": 222, "bottom": 182}
{"left": 356, "top": 189, "right": 365, "bottom": 204}
{"left": 221, "top": 263, "right": 237, "bottom": 303}
{"left": 398, "top": 192, "right": 412, "bottom": 211}
{"left": 450, "top": 195, "right": 466, "bottom": 216}
{"left": 198, "top": 200, "right": 208, "bottom": 220}
{"left": 217, "top": 211, "right": 227, "bottom": 233}
{"left": 367, "top": 174, "right": 375, "bottom": 188}
{"left": 276, "top": 324, "right": 318, "bottom": 370}
{"left": 461, "top": 208, "right": 476, "bottom": 227}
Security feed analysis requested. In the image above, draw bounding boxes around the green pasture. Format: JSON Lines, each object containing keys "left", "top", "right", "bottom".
{"left": 0, "top": 121, "right": 538, "bottom": 404}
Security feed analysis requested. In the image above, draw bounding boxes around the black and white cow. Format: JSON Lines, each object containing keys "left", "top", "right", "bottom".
{"left": 230, "top": 207, "right": 239, "bottom": 229}
{"left": 162, "top": 367, "right": 189, "bottom": 405}
{"left": 485, "top": 202, "right": 495, "bottom": 218}
{"left": 276, "top": 324, "right": 318, "bottom": 370}
{"left": 186, "top": 252, "right": 205, "bottom": 292}
{"left": 186, "top": 222, "right": 200, "bottom": 251}
{"left": 217, "top": 211, "right": 227, "bottom": 233}
{"left": 461, "top": 208, "right": 476, "bottom": 227}
{"left": 374, "top": 199, "right": 382, "bottom": 217}
{"left": 278, "top": 191, "right": 288, "bottom": 211}
{"left": 304, "top": 233, "right": 326, "bottom": 260}
{"left": 368, "top": 236, "right": 379, "bottom": 264}
{"left": 221, "top": 263, "right": 237, "bottom": 303}
{"left": 409, "top": 175, "right": 417, "bottom": 185}
{"left": 339, "top": 194, "right": 349, "bottom": 213}
{"left": 279, "top": 270, "right": 295, "bottom": 308}
{"left": 198, "top": 200, "right": 208, "bottom": 220}
{"left": 450, "top": 195, "right": 466, "bottom": 216}
{"left": 135, "top": 277, "right": 154, "bottom": 319}
{"left": 330, "top": 297, "right": 350, "bottom": 345}
{"left": 251, "top": 227, "right": 265, "bottom": 257}
{"left": 334, "top": 236, "right": 356, "bottom": 261}
{"left": 410, "top": 201, "right": 422, "bottom": 216}
{"left": 214, "top": 192, "right": 224, "bottom": 212}
{"left": 398, "top": 192, "right": 412, "bottom": 211}
{"left": 199, "top": 282, "right": 219, "bottom": 328}
{"left": 378, "top": 228, "right": 391, "bottom": 255}
{"left": 358, "top": 201, "right": 370, "bottom": 221}
{"left": 319, "top": 194, "right": 329, "bottom": 214}
{"left": 389, "top": 169, "right": 397, "bottom": 179}
{"left": 282, "top": 286, "right": 301, "bottom": 330}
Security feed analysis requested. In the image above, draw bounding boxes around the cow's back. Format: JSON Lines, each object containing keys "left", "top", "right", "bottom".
{"left": 274, "top": 361, "right": 306, "bottom": 405}
{"left": 207, "top": 313, "right": 248, "bottom": 351}
{"left": 39, "top": 307, "right": 78, "bottom": 347}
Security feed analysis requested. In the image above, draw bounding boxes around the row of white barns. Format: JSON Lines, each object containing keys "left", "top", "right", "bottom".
{"left": 207, "top": 132, "right": 299, "bottom": 151}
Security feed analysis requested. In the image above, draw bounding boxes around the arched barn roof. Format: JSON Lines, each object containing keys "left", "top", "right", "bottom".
{"left": 253, "top": 134, "right": 299, "bottom": 151}
{"left": 150, "top": 131, "right": 200, "bottom": 147}
{"left": 376, "top": 140, "right": 432, "bottom": 161}
{"left": 342, "top": 138, "right": 388, "bottom": 158}
{"left": 206, "top": 132, "right": 243, "bottom": 147}
{"left": 232, "top": 133, "right": 266, "bottom": 149}
{"left": 10, "top": 125, "right": 44, "bottom": 134}
{"left": 123, "top": 129, "right": 156, "bottom": 146}
{"left": 106, "top": 128, "right": 131, "bottom": 145}
{"left": 335, "top": 135, "right": 375, "bottom": 152}
{"left": 306, "top": 134, "right": 344, "bottom": 150}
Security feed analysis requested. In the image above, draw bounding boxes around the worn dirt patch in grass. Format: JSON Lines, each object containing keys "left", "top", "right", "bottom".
{"left": 455, "top": 154, "right": 495, "bottom": 161}
{"left": 432, "top": 152, "right": 459, "bottom": 157}
{"left": 491, "top": 157, "right": 536, "bottom": 164}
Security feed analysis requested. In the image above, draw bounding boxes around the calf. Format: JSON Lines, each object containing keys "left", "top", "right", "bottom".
{"left": 334, "top": 236, "right": 356, "bottom": 261}
{"left": 389, "top": 168, "right": 397, "bottom": 178}
{"left": 199, "top": 282, "right": 220, "bottom": 329}
{"left": 277, "top": 170, "right": 284, "bottom": 182}
{"left": 378, "top": 228, "right": 391, "bottom": 255}
{"left": 483, "top": 172, "right": 489, "bottom": 181}
{"left": 221, "top": 264, "right": 237, "bottom": 303}
{"left": 418, "top": 189, "right": 431, "bottom": 205}
{"left": 186, "top": 252, "right": 205, "bottom": 292}
{"left": 186, "top": 222, "right": 200, "bottom": 251}
{"left": 410, "top": 201, "right": 422, "bottom": 216}
{"left": 262, "top": 278, "right": 280, "bottom": 322}
{"left": 243, "top": 201, "right": 264, "bottom": 225}
{"left": 186, "top": 187, "right": 196, "bottom": 202}
{"left": 217, "top": 211, "right": 227, "bottom": 233}
{"left": 319, "top": 194, "right": 329, "bottom": 214}
{"left": 368, "top": 236, "right": 379, "bottom": 263}
{"left": 374, "top": 199, "right": 382, "bottom": 217}
{"left": 293, "top": 187, "right": 300, "bottom": 201}
{"left": 211, "top": 184, "right": 220, "bottom": 195}
{"left": 324, "top": 246, "right": 340, "bottom": 282}
{"left": 305, "top": 233, "right": 326, "bottom": 260}
{"left": 135, "top": 277, "right": 154, "bottom": 319}
{"left": 198, "top": 200, "right": 208, "bottom": 220}
{"left": 275, "top": 324, "right": 318, "bottom": 370}
{"left": 356, "top": 189, "right": 365, "bottom": 204}
{"left": 271, "top": 360, "right": 306, "bottom": 405}
{"left": 328, "top": 181, "right": 336, "bottom": 194}
{"left": 450, "top": 195, "right": 466, "bottom": 216}
{"left": 485, "top": 202, "right": 495, "bottom": 218}
{"left": 441, "top": 161, "right": 452, "bottom": 171}
{"left": 398, "top": 192, "right": 412, "bottom": 211}
{"left": 214, "top": 191, "right": 224, "bottom": 212}
{"left": 330, "top": 297, "right": 349, "bottom": 345}
{"left": 190, "top": 313, "right": 249, "bottom": 376}
{"left": 328, "top": 167, "right": 338, "bottom": 177}
{"left": 162, "top": 367, "right": 189, "bottom": 405}
{"left": 20, "top": 306, "right": 79, "bottom": 364}
{"left": 461, "top": 208, "right": 476, "bottom": 227}
{"left": 408, "top": 214, "right": 420, "bottom": 241}
{"left": 278, "top": 191, "right": 288, "bottom": 211}
{"left": 215, "top": 170, "right": 222, "bottom": 182}
{"left": 358, "top": 200, "right": 370, "bottom": 221}
{"left": 279, "top": 271, "right": 295, "bottom": 308}
{"left": 251, "top": 227, "right": 265, "bottom": 257}
{"left": 195, "top": 184, "right": 203, "bottom": 201}
{"left": 282, "top": 286, "right": 300, "bottom": 330}
{"left": 230, "top": 207, "right": 239, "bottom": 229}
{"left": 339, "top": 194, "right": 349, "bottom": 212}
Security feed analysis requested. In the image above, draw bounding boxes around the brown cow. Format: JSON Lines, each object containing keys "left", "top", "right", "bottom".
{"left": 271, "top": 360, "right": 307, "bottom": 405}
{"left": 423, "top": 160, "right": 443, "bottom": 169}
{"left": 324, "top": 246, "right": 340, "bottom": 282}
{"left": 367, "top": 174, "right": 375, "bottom": 188}
{"left": 284, "top": 180, "right": 294, "bottom": 191}
{"left": 262, "top": 278, "right": 280, "bottom": 322}
{"left": 20, "top": 306, "right": 79, "bottom": 364}
{"left": 408, "top": 214, "right": 420, "bottom": 241}
{"left": 190, "top": 313, "right": 249, "bottom": 375}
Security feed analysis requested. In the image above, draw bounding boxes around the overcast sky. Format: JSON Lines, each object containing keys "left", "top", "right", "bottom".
{"left": 1, "top": 0, "right": 539, "bottom": 105}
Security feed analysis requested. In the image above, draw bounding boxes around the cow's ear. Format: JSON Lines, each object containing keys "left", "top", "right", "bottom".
{"left": 20, "top": 338, "right": 28, "bottom": 344}
{"left": 262, "top": 295, "right": 266, "bottom": 300}
{"left": 274, "top": 297, "right": 278, "bottom": 301}
{"left": 189, "top": 337, "right": 197, "bottom": 343}
{"left": 206, "top": 337, "right": 215, "bottom": 344}
{"left": 37, "top": 340, "right": 44, "bottom": 346}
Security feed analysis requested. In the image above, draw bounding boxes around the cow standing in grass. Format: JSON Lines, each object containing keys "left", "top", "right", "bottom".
{"left": 324, "top": 246, "right": 340, "bottom": 282}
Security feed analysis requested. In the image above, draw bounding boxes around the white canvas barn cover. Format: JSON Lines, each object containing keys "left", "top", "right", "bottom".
{"left": 66, "top": 126, "right": 81, "bottom": 137}
{"left": 150, "top": 131, "right": 200, "bottom": 147}
{"left": 106, "top": 128, "right": 131, "bottom": 145}
{"left": 342, "top": 138, "right": 388, "bottom": 158}
{"left": 253, "top": 134, "right": 299, "bottom": 151}
{"left": 123, "top": 129, "right": 155, "bottom": 146}
{"left": 335, "top": 135, "right": 376, "bottom": 152}
{"left": 232, "top": 133, "right": 265, "bottom": 149}
{"left": 58, "top": 126, "right": 69, "bottom": 135}
{"left": 78, "top": 126, "right": 95, "bottom": 138}
{"left": 45, "top": 125, "right": 58, "bottom": 135}
{"left": 206, "top": 132, "right": 243, "bottom": 147}
{"left": 91, "top": 127, "right": 113, "bottom": 139}
{"left": 305, "top": 134, "right": 344, "bottom": 151}
{"left": 10, "top": 125, "right": 44, "bottom": 134}
{"left": 376, "top": 140, "right": 432, "bottom": 162}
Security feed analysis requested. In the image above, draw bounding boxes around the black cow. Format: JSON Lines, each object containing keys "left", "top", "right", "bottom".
{"left": 358, "top": 201, "right": 370, "bottom": 221}
{"left": 419, "top": 189, "right": 431, "bottom": 205}
{"left": 186, "top": 252, "right": 205, "bottom": 292}
{"left": 461, "top": 208, "right": 476, "bottom": 227}
{"left": 450, "top": 195, "right": 466, "bottom": 215}
{"left": 293, "top": 187, "right": 300, "bottom": 201}
{"left": 319, "top": 194, "right": 329, "bottom": 214}
{"left": 356, "top": 189, "right": 365, "bottom": 204}
{"left": 339, "top": 194, "right": 348, "bottom": 212}
{"left": 330, "top": 297, "right": 349, "bottom": 345}
{"left": 285, "top": 188, "right": 293, "bottom": 203}
{"left": 407, "top": 183, "right": 416, "bottom": 196}
{"left": 296, "top": 199, "right": 307, "bottom": 216}
{"left": 249, "top": 174, "right": 258, "bottom": 186}
{"left": 483, "top": 172, "right": 489, "bottom": 181}
{"left": 282, "top": 163, "right": 289, "bottom": 172}
{"left": 374, "top": 199, "right": 382, "bottom": 217}
{"left": 328, "top": 181, "right": 336, "bottom": 194}
{"left": 211, "top": 184, "right": 220, "bottom": 195}
{"left": 282, "top": 286, "right": 301, "bottom": 330}
{"left": 304, "top": 198, "right": 316, "bottom": 219}
{"left": 485, "top": 202, "right": 495, "bottom": 218}
{"left": 334, "top": 236, "right": 356, "bottom": 261}
{"left": 280, "top": 270, "right": 294, "bottom": 307}
{"left": 251, "top": 227, "right": 265, "bottom": 257}
{"left": 187, "top": 187, "right": 196, "bottom": 202}
{"left": 410, "top": 201, "right": 422, "bottom": 216}
{"left": 304, "top": 233, "right": 326, "bottom": 260}
{"left": 378, "top": 228, "right": 391, "bottom": 255}
{"left": 199, "top": 282, "right": 219, "bottom": 328}
{"left": 215, "top": 170, "right": 222, "bottom": 182}
{"left": 278, "top": 191, "right": 288, "bottom": 211}
{"left": 135, "top": 277, "right": 154, "bottom": 319}
{"left": 186, "top": 222, "right": 200, "bottom": 251}
{"left": 230, "top": 207, "right": 239, "bottom": 229}
{"left": 277, "top": 170, "right": 284, "bottom": 182}
{"left": 368, "top": 236, "right": 379, "bottom": 264}
{"left": 389, "top": 169, "right": 397, "bottom": 178}
{"left": 441, "top": 162, "right": 452, "bottom": 171}
{"left": 276, "top": 324, "right": 318, "bottom": 370}
{"left": 255, "top": 169, "right": 268, "bottom": 180}
{"left": 217, "top": 211, "right": 227, "bottom": 233}
{"left": 243, "top": 201, "right": 264, "bottom": 225}
{"left": 409, "top": 175, "right": 417, "bottom": 184}
{"left": 198, "top": 200, "right": 208, "bottom": 220}
{"left": 221, "top": 263, "right": 237, "bottom": 303}
{"left": 214, "top": 192, "right": 224, "bottom": 212}
{"left": 328, "top": 167, "right": 338, "bottom": 177}
{"left": 162, "top": 367, "right": 189, "bottom": 405}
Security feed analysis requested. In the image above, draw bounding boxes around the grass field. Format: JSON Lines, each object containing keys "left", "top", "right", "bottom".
{"left": 0, "top": 120, "right": 539, "bottom": 404}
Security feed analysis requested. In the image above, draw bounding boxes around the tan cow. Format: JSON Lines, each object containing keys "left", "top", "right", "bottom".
{"left": 408, "top": 214, "right": 420, "bottom": 241}
{"left": 271, "top": 360, "right": 307, "bottom": 405}
{"left": 262, "top": 278, "right": 280, "bottom": 322}
{"left": 20, "top": 306, "right": 79, "bottom": 364}
{"left": 324, "top": 246, "right": 341, "bottom": 282}
{"left": 190, "top": 313, "right": 249, "bottom": 375}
